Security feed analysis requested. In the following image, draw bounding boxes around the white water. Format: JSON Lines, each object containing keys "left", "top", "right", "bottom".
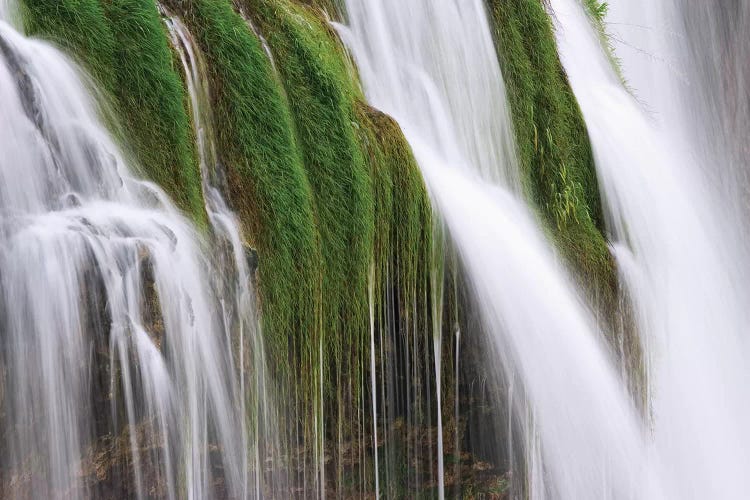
{"left": 0, "top": 10, "right": 265, "bottom": 499}
{"left": 608, "top": 0, "right": 750, "bottom": 228}
{"left": 550, "top": 1, "right": 750, "bottom": 498}
{"left": 338, "top": 1, "right": 659, "bottom": 498}
{"left": 0, "top": 1, "right": 13, "bottom": 24}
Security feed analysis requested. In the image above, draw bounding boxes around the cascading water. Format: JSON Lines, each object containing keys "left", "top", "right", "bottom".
{"left": 338, "top": 1, "right": 658, "bottom": 498}
{"left": 608, "top": 0, "right": 750, "bottom": 230}
{"left": 0, "top": 7, "right": 269, "bottom": 499}
{"left": 5, "top": 0, "right": 748, "bottom": 497}
{"left": 549, "top": 0, "right": 750, "bottom": 498}
{"left": 163, "top": 9, "right": 284, "bottom": 497}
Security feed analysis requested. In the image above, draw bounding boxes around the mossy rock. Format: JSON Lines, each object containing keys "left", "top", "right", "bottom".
{"left": 19, "top": 0, "right": 206, "bottom": 223}
{"left": 487, "top": 0, "right": 616, "bottom": 311}
{"left": 243, "top": 1, "right": 378, "bottom": 489}
{"left": 488, "top": 0, "right": 642, "bottom": 389}
{"left": 162, "top": 0, "right": 323, "bottom": 379}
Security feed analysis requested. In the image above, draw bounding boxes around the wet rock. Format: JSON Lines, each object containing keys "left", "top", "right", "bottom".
{"left": 137, "top": 245, "right": 165, "bottom": 353}
{"left": 244, "top": 243, "right": 259, "bottom": 277}
{"left": 63, "top": 192, "right": 82, "bottom": 208}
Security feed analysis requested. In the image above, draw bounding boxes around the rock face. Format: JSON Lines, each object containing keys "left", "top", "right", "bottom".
{"left": 244, "top": 243, "right": 259, "bottom": 283}
{"left": 3, "top": 0, "right": 613, "bottom": 496}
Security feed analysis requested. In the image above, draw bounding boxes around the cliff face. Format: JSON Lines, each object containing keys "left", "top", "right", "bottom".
{"left": 12, "top": 0, "right": 614, "bottom": 496}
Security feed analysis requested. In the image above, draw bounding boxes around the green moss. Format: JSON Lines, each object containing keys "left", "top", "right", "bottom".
{"left": 162, "top": 0, "right": 322, "bottom": 377}
{"left": 351, "top": 102, "right": 434, "bottom": 498}
{"left": 487, "top": 0, "right": 617, "bottom": 308}
{"left": 585, "top": 0, "right": 609, "bottom": 24}
{"left": 355, "top": 103, "right": 431, "bottom": 316}
{"left": 296, "top": 0, "right": 341, "bottom": 17}
{"left": 19, "top": 0, "right": 206, "bottom": 222}
{"left": 243, "top": 0, "right": 376, "bottom": 484}
{"left": 20, "top": 0, "right": 116, "bottom": 88}
{"left": 100, "top": 0, "right": 205, "bottom": 222}
{"left": 245, "top": 0, "right": 373, "bottom": 347}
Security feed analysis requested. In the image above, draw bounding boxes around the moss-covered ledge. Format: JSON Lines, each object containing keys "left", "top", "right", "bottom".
{"left": 19, "top": 0, "right": 206, "bottom": 223}
{"left": 487, "top": 0, "right": 617, "bottom": 313}
{"left": 161, "top": 0, "right": 324, "bottom": 381}
{"left": 242, "top": 0, "right": 375, "bottom": 412}
{"left": 487, "top": 0, "right": 644, "bottom": 394}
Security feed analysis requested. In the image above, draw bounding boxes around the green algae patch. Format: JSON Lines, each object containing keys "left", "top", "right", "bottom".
{"left": 19, "top": 0, "right": 206, "bottom": 223}
{"left": 487, "top": 0, "right": 616, "bottom": 309}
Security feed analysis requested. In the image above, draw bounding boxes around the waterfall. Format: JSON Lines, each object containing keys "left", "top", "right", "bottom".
{"left": 3, "top": 0, "right": 748, "bottom": 497}
{"left": 0, "top": 1, "right": 13, "bottom": 24}
{"left": 337, "top": 0, "right": 657, "bottom": 497}
{"left": 162, "top": 9, "right": 284, "bottom": 497}
{"left": 550, "top": 0, "right": 750, "bottom": 498}
{"left": 0, "top": 9, "right": 267, "bottom": 499}
{"left": 609, "top": 0, "right": 750, "bottom": 231}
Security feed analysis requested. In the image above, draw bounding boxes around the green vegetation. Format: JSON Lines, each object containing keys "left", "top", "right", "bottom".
{"left": 169, "top": 1, "right": 434, "bottom": 493}
{"left": 586, "top": 0, "right": 609, "bottom": 24}
{"left": 20, "top": 2, "right": 433, "bottom": 491}
{"left": 584, "top": 0, "right": 623, "bottom": 82}
{"left": 162, "top": 0, "right": 323, "bottom": 389}
{"left": 488, "top": 0, "right": 643, "bottom": 394}
{"left": 101, "top": 0, "right": 205, "bottom": 221}
{"left": 356, "top": 103, "right": 431, "bottom": 319}
{"left": 20, "top": 0, "right": 115, "bottom": 88}
{"left": 243, "top": 0, "right": 432, "bottom": 490}
{"left": 14, "top": 0, "right": 623, "bottom": 494}
{"left": 20, "top": 0, "right": 206, "bottom": 222}
{"left": 244, "top": 0, "right": 374, "bottom": 395}
{"left": 487, "top": 0, "right": 617, "bottom": 309}
{"left": 356, "top": 104, "right": 434, "bottom": 497}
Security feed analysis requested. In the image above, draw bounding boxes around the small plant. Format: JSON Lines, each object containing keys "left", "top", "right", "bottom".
{"left": 585, "top": 0, "right": 609, "bottom": 24}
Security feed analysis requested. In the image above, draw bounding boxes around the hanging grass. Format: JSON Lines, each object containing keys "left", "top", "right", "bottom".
{"left": 488, "top": 0, "right": 644, "bottom": 394}
{"left": 19, "top": 0, "right": 206, "bottom": 223}
{"left": 487, "top": 0, "right": 617, "bottom": 313}
{"left": 241, "top": 0, "right": 376, "bottom": 489}
{"left": 100, "top": 0, "right": 206, "bottom": 222}
{"left": 19, "top": 0, "right": 116, "bottom": 87}
{"left": 161, "top": 0, "right": 323, "bottom": 387}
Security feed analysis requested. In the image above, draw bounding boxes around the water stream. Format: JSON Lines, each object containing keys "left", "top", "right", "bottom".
{"left": 338, "top": 1, "right": 656, "bottom": 497}
{"left": 550, "top": 0, "right": 750, "bottom": 497}
{"left": 0, "top": 9, "right": 266, "bottom": 499}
